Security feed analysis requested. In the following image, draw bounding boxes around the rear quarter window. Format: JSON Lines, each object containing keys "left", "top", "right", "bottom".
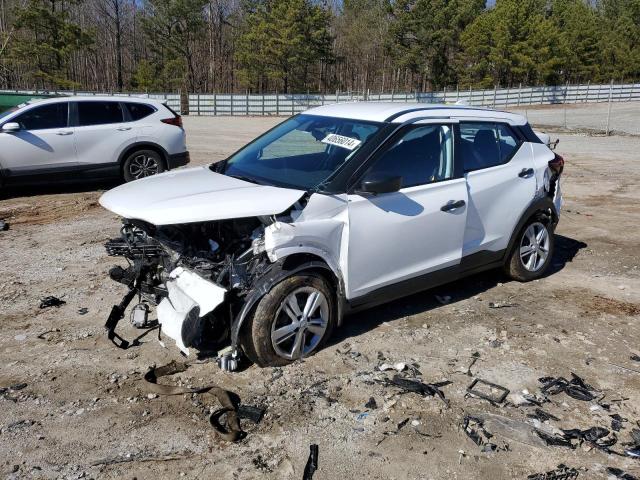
{"left": 126, "top": 103, "right": 156, "bottom": 121}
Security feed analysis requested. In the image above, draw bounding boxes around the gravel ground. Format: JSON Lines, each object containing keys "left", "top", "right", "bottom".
{"left": 1, "top": 106, "right": 639, "bottom": 479}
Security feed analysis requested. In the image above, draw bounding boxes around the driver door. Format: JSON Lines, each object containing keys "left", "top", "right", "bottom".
{"left": 346, "top": 121, "right": 468, "bottom": 299}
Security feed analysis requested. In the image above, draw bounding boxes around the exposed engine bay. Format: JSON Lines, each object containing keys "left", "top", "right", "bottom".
{"left": 104, "top": 215, "right": 277, "bottom": 366}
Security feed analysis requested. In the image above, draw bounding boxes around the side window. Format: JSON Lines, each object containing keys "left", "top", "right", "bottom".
{"left": 14, "top": 103, "right": 68, "bottom": 130}
{"left": 365, "top": 124, "right": 454, "bottom": 188}
{"left": 126, "top": 103, "right": 155, "bottom": 121}
{"left": 460, "top": 122, "right": 522, "bottom": 171}
{"left": 77, "top": 102, "right": 124, "bottom": 126}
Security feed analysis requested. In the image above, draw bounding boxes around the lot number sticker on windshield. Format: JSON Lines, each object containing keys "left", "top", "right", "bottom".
{"left": 322, "top": 133, "right": 362, "bottom": 150}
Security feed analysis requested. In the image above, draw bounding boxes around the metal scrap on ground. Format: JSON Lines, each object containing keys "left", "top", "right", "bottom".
{"left": 526, "top": 464, "right": 579, "bottom": 480}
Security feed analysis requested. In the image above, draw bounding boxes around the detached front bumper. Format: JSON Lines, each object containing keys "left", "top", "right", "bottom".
{"left": 157, "top": 267, "right": 226, "bottom": 354}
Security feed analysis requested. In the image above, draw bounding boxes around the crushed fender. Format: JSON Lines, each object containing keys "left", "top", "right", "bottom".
{"left": 303, "top": 444, "right": 319, "bottom": 480}
{"left": 143, "top": 360, "right": 264, "bottom": 442}
{"left": 527, "top": 464, "right": 579, "bottom": 480}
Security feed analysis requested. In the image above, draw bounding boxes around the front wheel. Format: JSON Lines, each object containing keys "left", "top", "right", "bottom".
{"left": 123, "top": 149, "right": 165, "bottom": 182}
{"left": 241, "top": 273, "right": 336, "bottom": 367}
{"left": 505, "top": 218, "right": 554, "bottom": 282}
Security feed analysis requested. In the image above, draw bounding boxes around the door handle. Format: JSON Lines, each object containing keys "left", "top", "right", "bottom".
{"left": 55, "top": 131, "right": 73, "bottom": 136}
{"left": 518, "top": 168, "right": 534, "bottom": 178}
{"left": 441, "top": 200, "right": 466, "bottom": 212}
{"left": 117, "top": 127, "right": 132, "bottom": 131}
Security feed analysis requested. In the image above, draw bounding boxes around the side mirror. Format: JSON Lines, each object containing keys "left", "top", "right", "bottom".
{"left": 357, "top": 172, "right": 402, "bottom": 195}
{"left": 1, "top": 122, "right": 20, "bottom": 133}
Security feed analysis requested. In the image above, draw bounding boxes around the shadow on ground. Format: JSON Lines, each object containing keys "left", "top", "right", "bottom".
{"left": 331, "top": 234, "right": 587, "bottom": 347}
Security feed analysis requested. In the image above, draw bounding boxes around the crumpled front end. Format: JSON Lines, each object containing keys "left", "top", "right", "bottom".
{"left": 103, "top": 216, "right": 271, "bottom": 358}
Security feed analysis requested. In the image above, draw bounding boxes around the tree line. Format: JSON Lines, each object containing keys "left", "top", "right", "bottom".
{"left": 0, "top": 0, "right": 638, "bottom": 94}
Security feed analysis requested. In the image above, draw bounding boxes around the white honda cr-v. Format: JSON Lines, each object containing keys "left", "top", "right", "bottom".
{"left": 99, "top": 103, "right": 563, "bottom": 370}
{"left": 0, "top": 96, "right": 189, "bottom": 188}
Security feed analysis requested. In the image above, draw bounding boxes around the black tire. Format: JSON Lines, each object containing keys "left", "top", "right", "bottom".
{"left": 504, "top": 215, "right": 555, "bottom": 282}
{"left": 241, "top": 273, "right": 336, "bottom": 367}
{"left": 122, "top": 149, "right": 165, "bottom": 182}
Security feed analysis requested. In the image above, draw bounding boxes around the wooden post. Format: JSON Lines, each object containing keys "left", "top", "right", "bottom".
{"left": 517, "top": 83, "right": 522, "bottom": 106}
{"left": 230, "top": 93, "right": 234, "bottom": 116}
{"left": 262, "top": 93, "right": 265, "bottom": 116}
{"left": 246, "top": 91, "right": 249, "bottom": 116}
{"left": 276, "top": 91, "right": 279, "bottom": 115}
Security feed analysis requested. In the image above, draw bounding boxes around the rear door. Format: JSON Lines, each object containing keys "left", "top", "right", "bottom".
{"left": 460, "top": 122, "right": 536, "bottom": 256}
{"left": 0, "top": 102, "right": 77, "bottom": 176}
{"left": 72, "top": 101, "right": 137, "bottom": 168}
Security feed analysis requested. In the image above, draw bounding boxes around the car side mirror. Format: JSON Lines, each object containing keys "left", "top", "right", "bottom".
{"left": 1, "top": 122, "right": 20, "bottom": 133}
{"left": 357, "top": 172, "right": 402, "bottom": 195}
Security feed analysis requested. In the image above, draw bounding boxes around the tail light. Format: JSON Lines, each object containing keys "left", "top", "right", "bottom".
{"left": 548, "top": 153, "right": 564, "bottom": 175}
{"left": 161, "top": 115, "right": 183, "bottom": 128}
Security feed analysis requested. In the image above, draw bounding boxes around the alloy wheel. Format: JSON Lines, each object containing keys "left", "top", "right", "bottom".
{"left": 129, "top": 154, "right": 159, "bottom": 179}
{"left": 519, "top": 222, "right": 550, "bottom": 272}
{"left": 270, "top": 286, "right": 329, "bottom": 360}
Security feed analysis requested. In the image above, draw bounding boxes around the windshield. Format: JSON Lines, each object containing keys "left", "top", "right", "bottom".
{"left": 221, "top": 114, "right": 382, "bottom": 190}
{"left": 0, "top": 107, "right": 18, "bottom": 122}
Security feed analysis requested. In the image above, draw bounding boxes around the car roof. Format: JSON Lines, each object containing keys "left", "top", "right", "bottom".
{"left": 305, "top": 102, "right": 528, "bottom": 125}
{"left": 21, "top": 95, "right": 166, "bottom": 107}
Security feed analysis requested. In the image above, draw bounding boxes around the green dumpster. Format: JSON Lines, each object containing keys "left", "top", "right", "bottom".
{"left": 0, "top": 92, "right": 53, "bottom": 113}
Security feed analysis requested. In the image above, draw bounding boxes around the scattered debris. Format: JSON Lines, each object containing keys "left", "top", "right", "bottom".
{"left": 237, "top": 404, "right": 266, "bottom": 424}
{"left": 378, "top": 362, "right": 407, "bottom": 372}
{"left": 0, "top": 219, "right": 9, "bottom": 231}
{"left": 466, "top": 378, "right": 510, "bottom": 405}
{"left": 488, "top": 301, "right": 517, "bottom": 309}
{"left": 536, "top": 425, "right": 617, "bottom": 451}
{"left": 461, "top": 415, "right": 508, "bottom": 452}
{"left": 364, "top": 397, "right": 377, "bottom": 409}
{"left": 39, "top": 296, "right": 66, "bottom": 309}
{"left": 143, "top": 361, "right": 251, "bottom": 441}
{"left": 610, "top": 414, "right": 626, "bottom": 432}
{"left": 91, "top": 452, "right": 198, "bottom": 467}
{"left": 470, "top": 413, "right": 548, "bottom": 448}
{"left": 527, "top": 464, "right": 579, "bottom": 480}
{"left": 303, "top": 444, "right": 319, "bottom": 480}
{"left": 383, "top": 374, "right": 451, "bottom": 406}
{"left": 631, "top": 354, "right": 640, "bottom": 363}
{"left": 77, "top": 307, "right": 89, "bottom": 315}
{"left": 539, "top": 373, "right": 597, "bottom": 401}
{"left": 464, "top": 352, "right": 480, "bottom": 377}
{"left": 607, "top": 467, "right": 638, "bottom": 480}
{"left": 624, "top": 428, "right": 640, "bottom": 458}
{"left": 37, "top": 328, "right": 60, "bottom": 340}
{"left": 527, "top": 408, "right": 560, "bottom": 423}
{"left": 534, "top": 429, "right": 575, "bottom": 449}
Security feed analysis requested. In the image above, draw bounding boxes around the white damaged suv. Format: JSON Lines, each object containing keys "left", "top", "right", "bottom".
{"left": 99, "top": 103, "right": 563, "bottom": 369}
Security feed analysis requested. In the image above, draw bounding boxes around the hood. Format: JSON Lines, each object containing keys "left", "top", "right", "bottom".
{"left": 99, "top": 166, "right": 306, "bottom": 225}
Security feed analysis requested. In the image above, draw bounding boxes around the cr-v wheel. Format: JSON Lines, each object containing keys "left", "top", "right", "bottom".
{"left": 241, "top": 273, "right": 336, "bottom": 367}
{"left": 505, "top": 217, "right": 554, "bottom": 282}
{"left": 123, "top": 149, "right": 165, "bottom": 182}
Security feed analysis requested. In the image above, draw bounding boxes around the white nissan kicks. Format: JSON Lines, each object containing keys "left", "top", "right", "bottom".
{"left": 99, "top": 103, "right": 563, "bottom": 369}
{"left": 0, "top": 96, "right": 189, "bottom": 187}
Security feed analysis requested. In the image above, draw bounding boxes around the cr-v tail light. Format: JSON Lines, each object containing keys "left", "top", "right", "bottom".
{"left": 161, "top": 114, "right": 183, "bottom": 128}
{"left": 548, "top": 153, "right": 564, "bottom": 175}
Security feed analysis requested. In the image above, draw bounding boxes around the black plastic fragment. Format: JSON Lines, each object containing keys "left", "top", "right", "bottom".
{"left": 466, "top": 378, "right": 509, "bottom": 405}
{"left": 610, "top": 414, "right": 625, "bottom": 432}
{"left": 39, "top": 296, "right": 66, "bottom": 309}
{"left": 630, "top": 354, "right": 640, "bottom": 363}
{"left": 385, "top": 375, "right": 451, "bottom": 406}
{"left": 527, "top": 464, "right": 579, "bottom": 480}
{"left": 539, "top": 373, "right": 596, "bottom": 401}
{"left": 0, "top": 219, "right": 9, "bottom": 231}
{"left": 237, "top": 404, "right": 265, "bottom": 424}
{"left": 364, "top": 397, "right": 377, "bottom": 409}
{"left": 607, "top": 467, "right": 639, "bottom": 480}
{"left": 528, "top": 408, "right": 560, "bottom": 422}
{"left": 534, "top": 429, "right": 575, "bottom": 449}
{"left": 303, "top": 444, "right": 319, "bottom": 480}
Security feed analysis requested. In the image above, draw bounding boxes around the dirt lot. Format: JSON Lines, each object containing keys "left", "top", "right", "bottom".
{"left": 1, "top": 104, "right": 640, "bottom": 479}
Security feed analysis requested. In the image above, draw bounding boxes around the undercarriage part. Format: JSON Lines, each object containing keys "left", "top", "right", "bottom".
{"left": 130, "top": 303, "right": 153, "bottom": 329}
{"left": 217, "top": 347, "right": 240, "bottom": 372}
{"left": 143, "top": 361, "right": 245, "bottom": 442}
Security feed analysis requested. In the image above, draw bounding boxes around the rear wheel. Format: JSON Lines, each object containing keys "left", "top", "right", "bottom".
{"left": 505, "top": 217, "right": 554, "bottom": 282}
{"left": 241, "top": 273, "right": 336, "bottom": 367}
{"left": 123, "top": 149, "right": 165, "bottom": 182}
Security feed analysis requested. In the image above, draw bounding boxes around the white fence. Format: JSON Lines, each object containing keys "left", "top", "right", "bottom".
{"left": 3, "top": 82, "right": 639, "bottom": 116}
